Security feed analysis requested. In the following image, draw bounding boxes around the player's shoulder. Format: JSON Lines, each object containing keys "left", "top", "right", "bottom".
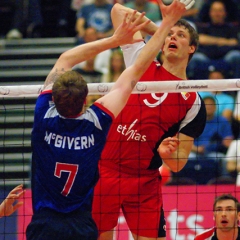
{"left": 194, "top": 227, "right": 215, "bottom": 240}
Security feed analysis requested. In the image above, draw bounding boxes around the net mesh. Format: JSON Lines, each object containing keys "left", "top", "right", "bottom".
{"left": 0, "top": 81, "right": 240, "bottom": 240}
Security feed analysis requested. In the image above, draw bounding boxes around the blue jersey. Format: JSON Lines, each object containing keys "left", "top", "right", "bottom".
{"left": 77, "top": 4, "right": 113, "bottom": 33}
{"left": 31, "top": 91, "right": 113, "bottom": 213}
{"left": 194, "top": 115, "right": 233, "bottom": 153}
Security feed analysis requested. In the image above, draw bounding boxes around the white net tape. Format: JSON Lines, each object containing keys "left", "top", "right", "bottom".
{"left": 1, "top": 79, "right": 240, "bottom": 97}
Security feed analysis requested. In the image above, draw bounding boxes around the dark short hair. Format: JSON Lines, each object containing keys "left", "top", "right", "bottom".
{"left": 174, "top": 19, "right": 199, "bottom": 62}
{"left": 52, "top": 70, "right": 88, "bottom": 117}
{"left": 213, "top": 194, "right": 240, "bottom": 213}
{"left": 210, "top": 0, "right": 226, "bottom": 11}
{"left": 208, "top": 69, "right": 225, "bottom": 78}
{"left": 202, "top": 95, "right": 216, "bottom": 104}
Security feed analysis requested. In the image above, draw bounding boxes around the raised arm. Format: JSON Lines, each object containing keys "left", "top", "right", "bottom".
{"left": 111, "top": 0, "right": 195, "bottom": 40}
{"left": 96, "top": 0, "right": 193, "bottom": 117}
{"left": 43, "top": 12, "right": 149, "bottom": 90}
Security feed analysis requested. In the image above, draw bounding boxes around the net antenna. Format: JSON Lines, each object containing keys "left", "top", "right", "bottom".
{"left": 1, "top": 79, "right": 240, "bottom": 98}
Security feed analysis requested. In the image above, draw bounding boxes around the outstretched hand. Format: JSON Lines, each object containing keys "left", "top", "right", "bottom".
{"left": 0, "top": 184, "right": 25, "bottom": 217}
{"left": 158, "top": 136, "right": 180, "bottom": 159}
{"left": 113, "top": 11, "right": 151, "bottom": 45}
{"left": 157, "top": 0, "right": 195, "bottom": 23}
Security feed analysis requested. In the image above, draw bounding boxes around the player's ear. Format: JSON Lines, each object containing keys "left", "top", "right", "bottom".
{"left": 189, "top": 45, "right": 195, "bottom": 54}
{"left": 161, "top": 45, "right": 165, "bottom": 54}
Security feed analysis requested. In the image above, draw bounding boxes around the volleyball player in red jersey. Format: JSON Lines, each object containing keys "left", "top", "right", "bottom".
{"left": 195, "top": 194, "right": 240, "bottom": 240}
{"left": 92, "top": 0, "right": 206, "bottom": 240}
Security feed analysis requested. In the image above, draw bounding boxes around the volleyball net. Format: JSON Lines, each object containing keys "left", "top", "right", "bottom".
{"left": 1, "top": 79, "right": 240, "bottom": 97}
{"left": 1, "top": 80, "right": 240, "bottom": 240}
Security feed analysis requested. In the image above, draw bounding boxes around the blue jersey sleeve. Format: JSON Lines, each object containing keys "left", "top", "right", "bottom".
{"left": 34, "top": 91, "right": 53, "bottom": 127}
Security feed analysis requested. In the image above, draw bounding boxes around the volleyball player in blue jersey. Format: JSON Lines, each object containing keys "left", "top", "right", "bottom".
{"left": 26, "top": 1, "right": 189, "bottom": 239}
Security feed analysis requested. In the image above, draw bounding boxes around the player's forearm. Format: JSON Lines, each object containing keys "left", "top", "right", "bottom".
{"left": 162, "top": 152, "right": 188, "bottom": 172}
{"left": 54, "top": 36, "right": 120, "bottom": 70}
{"left": 133, "top": 18, "right": 174, "bottom": 75}
{"left": 160, "top": 136, "right": 192, "bottom": 172}
{"left": 44, "top": 36, "right": 119, "bottom": 88}
{"left": 199, "top": 34, "right": 238, "bottom": 46}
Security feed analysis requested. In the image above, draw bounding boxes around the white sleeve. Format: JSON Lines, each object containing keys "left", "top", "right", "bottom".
{"left": 225, "top": 140, "right": 240, "bottom": 162}
{"left": 233, "top": 91, "right": 240, "bottom": 119}
{"left": 225, "top": 140, "right": 240, "bottom": 185}
{"left": 94, "top": 50, "right": 112, "bottom": 74}
{"left": 121, "top": 42, "right": 145, "bottom": 68}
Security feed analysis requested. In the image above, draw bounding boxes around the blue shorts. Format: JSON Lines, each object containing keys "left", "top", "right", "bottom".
{"left": 26, "top": 208, "right": 98, "bottom": 240}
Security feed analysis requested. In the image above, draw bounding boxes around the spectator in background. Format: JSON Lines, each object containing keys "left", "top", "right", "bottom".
{"left": 75, "top": 0, "right": 113, "bottom": 41}
{"left": 0, "top": 185, "right": 25, "bottom": 217}
{"left": 5, "top": 0, "right": 73, "bottom": 39}
{"left": 6, "top": 0, "right": 45, "bottom": 39}
{"left": 189, "top": 96, "right": 233, "bottom": 177}
{"left": 194, "top": 194, "right": 240, "bottom": 240}
{"left": 73, "top": 57, "right": 103, "bottom": 83}
{"left": 198, "top": 70, "right": 235, "bottom": 122}
{"left": 76, "top": 26, "right": 98, "bottom": 45}
{"left": 102, "top": 48, "right": 125, "bottom": 83}
{"left": 55, "top": 0, "right": 74, "bottom": 37}
{"left": 197, "top": 0, "right": 240, "bottom": 24}
{"left": 73, "top": 56, "right": 103, "bottom": 105}
{"left": 75, "top": 27, "right": 112, "bottom": 75}
{"left": 71, "top": 0, "right": 91, "bottom": 11}
{"left": 187, "top": 0, "right": 240, "bottom": 80}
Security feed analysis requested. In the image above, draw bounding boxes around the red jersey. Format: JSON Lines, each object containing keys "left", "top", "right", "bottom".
{"left": 100, "top": 42, "right": 206, "bottom": 173}
{"left": 100, "top": 61, "right": 206, "bottom": 172}
{"left": 195, "top": 228, "right": 215, "bottom": 240}
{"left": 195, "top": 227, "right": 240, "bottom": 240}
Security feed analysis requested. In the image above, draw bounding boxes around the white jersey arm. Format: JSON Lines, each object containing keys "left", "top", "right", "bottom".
{"left": 121, "top": 42, "right": 145, "bottom": 67}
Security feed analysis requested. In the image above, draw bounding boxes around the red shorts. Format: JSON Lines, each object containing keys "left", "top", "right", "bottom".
{"left": 92, "top": 164, "right": 166, "bottom": 238}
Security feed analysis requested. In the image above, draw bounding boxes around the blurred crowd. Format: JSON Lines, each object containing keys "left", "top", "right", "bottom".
{"left": 2, "top": 0, "right": 240, "bottom": 79}
{"left": 2, "top": 0, "right": 240, "bottom": 185}
{"left": 1, "top": 0, "right": 240, "bottom": 78}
